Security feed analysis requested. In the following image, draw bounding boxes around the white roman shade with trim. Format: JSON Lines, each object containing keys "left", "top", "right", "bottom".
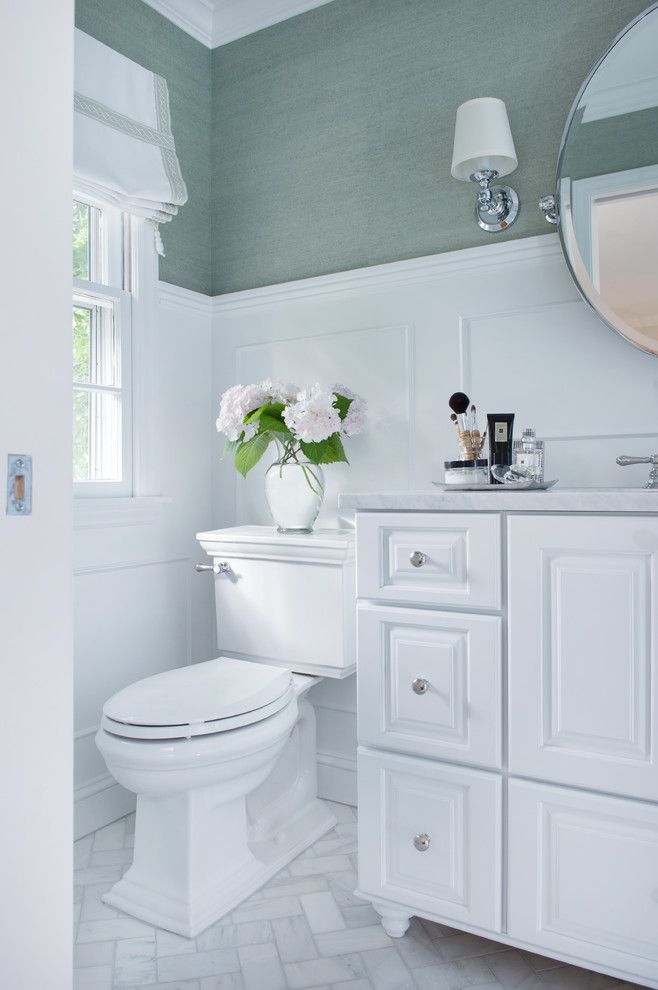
{"left": 74, "top": 29, "right": 187, "bottom": 253}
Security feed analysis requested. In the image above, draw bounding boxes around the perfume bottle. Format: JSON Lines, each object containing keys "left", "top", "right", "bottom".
{"left": 513, "top": 427, "right": 544, "bottom": 482}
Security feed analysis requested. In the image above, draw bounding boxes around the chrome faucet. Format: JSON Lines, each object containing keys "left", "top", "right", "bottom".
{"left": 616, "top": 454, "right": 658, "bottom": 489}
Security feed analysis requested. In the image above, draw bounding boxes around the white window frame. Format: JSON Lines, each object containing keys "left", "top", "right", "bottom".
{"left": 72, "top": 189, "right": 161, "bottom": 517}
{"left": 72, "top": 280, "right": 133, "bottom": 497}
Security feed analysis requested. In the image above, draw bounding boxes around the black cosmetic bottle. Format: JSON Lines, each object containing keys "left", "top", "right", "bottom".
{"left": 487, "top": 413, "right": 514, "bottom": 483}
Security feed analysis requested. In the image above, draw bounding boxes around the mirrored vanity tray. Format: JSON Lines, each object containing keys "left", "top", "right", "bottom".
{"left": 432, "top": 480, "right": 559, "bottom": 491}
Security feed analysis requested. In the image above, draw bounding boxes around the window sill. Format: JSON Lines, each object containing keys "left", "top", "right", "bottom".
{"left": 73, "top": 496, "right": 172, "bottom": 530}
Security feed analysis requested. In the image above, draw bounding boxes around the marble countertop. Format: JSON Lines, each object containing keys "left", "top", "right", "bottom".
{"left": 338, "top": 488, "right": 658, "bottom": 513}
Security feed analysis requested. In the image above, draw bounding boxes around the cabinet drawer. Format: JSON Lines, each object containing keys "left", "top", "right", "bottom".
{"left": 358, "top": 604, "right": 502, "bottom": 768}
{"left": 509, "top": 779, "right": 658, "bottom": 987}
{"left": 356, "top": 512, "right": 501, "bottom": 609}
{"left": 508, "top": 515, "right": 658, "bottom": 801}
{"left": 358, "top": 748, "right": 502, "bottom": 932}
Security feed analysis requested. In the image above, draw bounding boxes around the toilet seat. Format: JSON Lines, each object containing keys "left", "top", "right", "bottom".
{"left": 101, "top": 656, "right": 293, "bottom": 741}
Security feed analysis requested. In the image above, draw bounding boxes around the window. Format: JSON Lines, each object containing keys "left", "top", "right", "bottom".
{"left": 72, "top": 197, "right": 132, "bottom": 496}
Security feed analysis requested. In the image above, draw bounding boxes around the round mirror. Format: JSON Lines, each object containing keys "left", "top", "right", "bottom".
{"left": 556, "top": 3, "right": 658, "bottom": 355}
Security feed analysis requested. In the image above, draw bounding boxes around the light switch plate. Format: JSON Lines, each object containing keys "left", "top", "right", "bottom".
{"left": 7, "top": 454, "right": 32, "bottom": 515}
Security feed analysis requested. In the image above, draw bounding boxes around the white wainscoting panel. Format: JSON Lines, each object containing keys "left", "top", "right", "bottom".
{"left": 212, "top": 233, "right": 658, "bottom": 804}
{"left": 74, "top": 284, "right": 216, "bottom": 837}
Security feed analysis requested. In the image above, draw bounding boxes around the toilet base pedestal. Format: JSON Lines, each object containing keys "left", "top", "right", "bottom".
{"left": 103, "top": 791, "right": 335, "bottom": 937}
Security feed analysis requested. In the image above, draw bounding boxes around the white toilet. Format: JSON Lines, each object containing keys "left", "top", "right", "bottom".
{"left": 96, "top": 526, "right": 355, "bottom": 937}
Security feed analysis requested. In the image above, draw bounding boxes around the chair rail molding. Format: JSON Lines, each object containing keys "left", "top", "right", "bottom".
{"left": 211, "top": 234, "right": 562, "bottom": 312}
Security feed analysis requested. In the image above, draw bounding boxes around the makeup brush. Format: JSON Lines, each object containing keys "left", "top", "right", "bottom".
{"left": 470, "top": 404, "right": 482, "bottom": 454}
{"left": 449, "top": 392, "right": 470, "bottom": 430}
{"left": 449, "top": 392, "right": 474, "bottom": 458}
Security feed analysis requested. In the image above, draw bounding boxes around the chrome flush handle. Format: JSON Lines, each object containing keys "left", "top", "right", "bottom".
{"left": 195, "top": 561, "right": 231, "bottom": 574}
{"left": 409, "top": 551, "right": 427, "bottom": 568}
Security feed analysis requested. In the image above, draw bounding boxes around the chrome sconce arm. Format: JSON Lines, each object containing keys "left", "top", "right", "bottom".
{"left": 539, "top": 193, "right": 558, "bottom": 224}
{"left": 471, "top": 169, "right": 519, "bottom": 232}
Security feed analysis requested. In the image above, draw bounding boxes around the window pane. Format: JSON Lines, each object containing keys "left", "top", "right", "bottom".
{"left": 73, "top": 388, "right": 122, "bottom": 482}
{"left": 73, "top": 200, "right": 90, "bottom": 280}
{"left": 73, "top": 306, "right": 91, "bottom": 383}
{"left": 73, "top": 389, "right": 90, "bottom": 481}
{"left": 72, "top": 296, "right": 120, "bottom": 386}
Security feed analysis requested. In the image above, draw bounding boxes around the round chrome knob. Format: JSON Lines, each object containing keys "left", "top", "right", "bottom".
{"left": 413, "top": 833, "right": 430, "bottom": 852}
{"left": 410, "top": 551, "right": 427, "bottom": 568}
{"left": 412, "top": 678, "right": 429, "bottom": 695}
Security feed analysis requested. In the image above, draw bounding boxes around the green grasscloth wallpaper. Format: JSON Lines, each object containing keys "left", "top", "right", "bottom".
{"left": 211, "top": 0, "right": 648, "bottom": 294}
{"left": 77, "top": 0, "right": 648, "bottom": 295}
{"left": 75, "top": 0, "right": 212, "bottom": 294}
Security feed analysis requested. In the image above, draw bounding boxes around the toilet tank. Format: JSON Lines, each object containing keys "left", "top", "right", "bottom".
{"left": 196, "top": 526, "right": 356, "bottom": 678}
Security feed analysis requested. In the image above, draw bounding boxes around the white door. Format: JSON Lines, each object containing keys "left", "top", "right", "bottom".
{"left": 358, "top": 747, "right": 502, "bottom": 932}
{"left": 509, "top": 779, "right": 658, "bottom": 988}
{"left": 0, "top": 4, "right": 73, "bottom": 988}
{"left": 508, "top": 515, "right": 658, "bottom": 800}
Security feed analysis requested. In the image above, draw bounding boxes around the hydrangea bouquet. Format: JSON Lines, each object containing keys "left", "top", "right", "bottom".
{"left": 216, "top": 380, "right": 367, "bottom": 490}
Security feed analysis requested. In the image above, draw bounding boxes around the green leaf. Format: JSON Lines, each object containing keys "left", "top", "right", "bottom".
{"left": 333, "top": 393, "right": 353, "bottom": 421}
{"left": 244, "top": 402, "right": 286, "bottom": 424}
{"left": 234, "top": 432, "right": 272, "bottom": 477}
{"left": 325, "top": 433, "right": 349, "bottom": 464}
{"left": 300, "top": 433, "right": 349, "bottom": 465}
{"left": 299, "top": 439, "right": 329, "bottom": 464}
{"left": 258, "top": 413, "right": 290, "bottom": 435}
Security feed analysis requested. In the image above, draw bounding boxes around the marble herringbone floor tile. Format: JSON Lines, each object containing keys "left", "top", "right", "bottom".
{"left": 73, "top": 802, "right": 649, "bottom": 990}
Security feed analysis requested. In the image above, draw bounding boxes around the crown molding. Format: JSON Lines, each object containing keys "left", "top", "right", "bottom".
{"left": 211, "top": 0, "right": 335, "bottom": 47}
{"left": 212, "top": 234, "right": 563, "bottom": 312}
{"left": 141, "top": 0, "right": 335, "bottom": 48}
{"left": 141, "top": 0, "right": 215, "bottom": 46}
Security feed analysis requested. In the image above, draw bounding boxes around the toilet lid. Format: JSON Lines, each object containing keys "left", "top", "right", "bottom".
{"left": 102, "top": 657, "right": 292, "bottom": 739}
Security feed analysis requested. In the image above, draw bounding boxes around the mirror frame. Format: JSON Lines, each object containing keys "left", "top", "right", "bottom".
{"left": 555, "top": 1, "right": 658, "bottom": 356}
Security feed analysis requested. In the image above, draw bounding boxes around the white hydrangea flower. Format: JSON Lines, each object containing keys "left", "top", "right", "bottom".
{"left": 283, "top": 384, "right": 342, "bottom": 443}
{"left": 216, "top": 382, "right": 268, "bottom": 441}
{"left": 260, "top": 379, "right": 300, "bottom": 404}
{"left": 333, "top": 383, "right": 367, "bottom": 437}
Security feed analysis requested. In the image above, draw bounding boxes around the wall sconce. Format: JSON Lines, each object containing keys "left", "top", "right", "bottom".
{"left": 451, "top": 97, "right": 519, "bottom": 232}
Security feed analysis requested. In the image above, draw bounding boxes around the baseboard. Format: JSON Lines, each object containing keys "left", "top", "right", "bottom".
{"left": 317, "top": 751, "right": 357, "bottom": 807}
{"left": 74, "top": 773, "right": 136, "bottom": 840}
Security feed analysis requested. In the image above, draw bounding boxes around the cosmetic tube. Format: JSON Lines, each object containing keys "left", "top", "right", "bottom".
{"left": 487, "top": 413, "right": 514, "bottom": 484}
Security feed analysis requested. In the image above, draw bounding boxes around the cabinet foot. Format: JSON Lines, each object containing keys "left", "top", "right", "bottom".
{"left": 372, "top": 901, "right": 411, "bottom": 938}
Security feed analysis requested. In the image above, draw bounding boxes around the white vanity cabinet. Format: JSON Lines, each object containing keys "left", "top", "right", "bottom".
{"left": 346, "top": 494, "right": 658, "bottom": 990}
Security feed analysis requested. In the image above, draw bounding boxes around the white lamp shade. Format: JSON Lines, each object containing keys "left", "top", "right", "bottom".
{"left": 451, "top": 97, "right": 518, "bottom": 181}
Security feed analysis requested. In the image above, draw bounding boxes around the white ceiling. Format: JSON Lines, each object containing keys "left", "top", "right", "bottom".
{"left": 140, "top": 0, "right": 336, "bottom": 48}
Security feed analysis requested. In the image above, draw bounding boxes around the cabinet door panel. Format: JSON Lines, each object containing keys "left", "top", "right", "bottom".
{"left": 508, "top": 515, "right": 658, "bottom": 800}
{"left": 358, "top": 748, "right": 502, "bottom": 931}
{"left": 509, "top": 779, "right": 658, "bottom": 987}
{"left": 358, "top": 604, "right": 502, "bottom": 768}
{"left": 357, "top": 512, "right": 501, "bottom": 609}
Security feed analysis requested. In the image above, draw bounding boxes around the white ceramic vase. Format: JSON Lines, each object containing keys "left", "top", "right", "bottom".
{"left": 265, "top": 461, "right": 325, "bottom": 533}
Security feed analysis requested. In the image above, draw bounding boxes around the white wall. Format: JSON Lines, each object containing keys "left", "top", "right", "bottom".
{"left": 0, "top": 1, "right": 74, "bottom": 986}
{"left": 211, "top": 232, "right": 658, "bottom": 803}
{"left": 74, "top": 284, "right": 217, "bottom": 836}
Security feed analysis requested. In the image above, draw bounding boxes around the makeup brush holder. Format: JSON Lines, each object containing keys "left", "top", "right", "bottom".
{"left": 458, "top": 432, "right": 476, "bottom": 460}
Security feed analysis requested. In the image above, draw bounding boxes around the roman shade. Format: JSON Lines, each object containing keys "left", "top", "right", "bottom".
{"left": 74, "top": 29, "right": 187, "bottom": 253}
